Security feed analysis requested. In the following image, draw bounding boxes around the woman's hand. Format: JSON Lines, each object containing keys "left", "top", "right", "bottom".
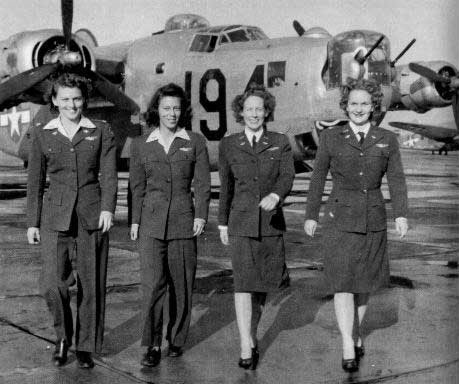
{"left": 219, "top": 226, "right": 229, "bottom": 245}
{"left": 27, "top": 227, "right": 40, "bottom": 244}
{"left": 99, "top": 211, "right": 114, "bottom": 233}
{"left": 259, "top": 193, "right": 279, "bottom": 211}
{"left": 395, "top": 217, "right": 408, "bottom": 238}
{"left": 304, "top": 220, "right": 317, "bottom": 237}
{"left": 193, "top": 218, "right": 206, "bottom": 236}
{"left": 130, "top": 224, "right": 139, "bottom": 240}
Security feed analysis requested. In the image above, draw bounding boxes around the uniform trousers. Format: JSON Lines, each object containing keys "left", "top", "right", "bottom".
{"left": 139, "top": 236, "right": 197, "bottom": 348}
{"left": 39, "top": 212, "right": 108, "bottom": 353}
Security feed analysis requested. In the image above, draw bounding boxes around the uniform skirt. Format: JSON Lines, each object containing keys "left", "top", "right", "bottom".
{"left": 229, "top": 235, "right": 288, "bottom": 293}
{"left": 322, "top": 228, "right": 389, "bottom": 294}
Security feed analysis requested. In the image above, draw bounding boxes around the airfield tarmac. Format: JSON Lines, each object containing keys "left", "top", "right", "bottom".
{"left": 0, "top": 148, "right": 458, "bottom": 384}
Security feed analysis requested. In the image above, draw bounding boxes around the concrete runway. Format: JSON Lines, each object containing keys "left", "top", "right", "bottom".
{"left": 0, "top": 149, "right": 458, "bottom": 383}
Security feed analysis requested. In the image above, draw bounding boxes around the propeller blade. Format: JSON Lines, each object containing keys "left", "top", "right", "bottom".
{"left": 409, "top": 62, "right": 451, "bottom": 84}
{"left": 0, "top": 63, "right": 60, "bottom": 106}
{"left": 86, "top": 70, "right": 139, "bottom": 113}
{"left": 61, "top": 0, "right": 73, "bottom": 49}
{"left": 453, "top": 93, "right": 459, "bottom": 130}
{"left": 293, "top": 20, "right": 306, "bottom": 36}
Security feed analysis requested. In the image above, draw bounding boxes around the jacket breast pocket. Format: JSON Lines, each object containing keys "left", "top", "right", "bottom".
{"left": 45, "top": 147, "right": 64, "bottom": 168}
{"left": 171, "top": 150, "right": 196, "bottom": 178}
{"left": 77, "top": 144, "right": 98, "bottom": 168}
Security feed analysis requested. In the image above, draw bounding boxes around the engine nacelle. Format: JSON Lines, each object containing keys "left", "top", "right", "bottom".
{"left": 391, "top": 61, "right": 457, "bottom": 112}
{"left": 0, "top": 29, "right": 96, "bottom": 80}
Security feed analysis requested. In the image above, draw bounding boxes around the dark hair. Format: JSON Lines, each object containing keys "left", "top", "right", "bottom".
{"left": 144, "top": 83, "right": 192, "bottom": 127}
{"left": 46, "top": 72, "right": 90, "bottom": 111}
{"left": 340, "top": 78, "right": 384, "bottom": 120}
{"left": 231, "top": 84, "right": 276, "bottom": 125}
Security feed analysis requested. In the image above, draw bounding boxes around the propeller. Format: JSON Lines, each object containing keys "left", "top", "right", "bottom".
{"left": 0, "top": 0, "right": 138, "bottom": 113}
{"left": 0, "top": 64, "right": 60, "bottom": 106}
{"left": 409, "top": 62, "right": 459, "bottom": 129}
{"left": 85, "top": 70, "right": 139, "bottom": 113}
{"left": 293, "top": 20, "right": 306, "bottom": 37}
{"left": 61, "top": 0, "right": 73, "bottom": 49}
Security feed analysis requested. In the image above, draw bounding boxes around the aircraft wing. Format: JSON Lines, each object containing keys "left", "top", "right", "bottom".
{"left": 389, "top": 122, "right": 457, "bottom": 142}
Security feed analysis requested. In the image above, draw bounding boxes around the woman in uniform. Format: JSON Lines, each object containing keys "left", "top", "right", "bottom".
{"left": 218, "top": 84, "right": 295, "bottom": 370}
{"left": 129, "top": 83, "right": 210, "bottom": 367}
{"left": 304, "top": 78, "right": 408, "bottom": 372}
{"left": 26, "top": 72, "right": 117, "bottom": 368}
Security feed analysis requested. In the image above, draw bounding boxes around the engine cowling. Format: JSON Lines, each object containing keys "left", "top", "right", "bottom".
{"left": 0, "top": 29, "right": 96, "bottom": 81}
{"left": 391, "top": 61, "right": 457, "bottom": 112}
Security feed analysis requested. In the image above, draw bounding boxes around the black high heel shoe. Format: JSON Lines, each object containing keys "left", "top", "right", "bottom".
{"left": 238, "top": 346, "right": 259, "bottom": 370}
{"left": 52, "top": 339, "right": 68, "bottom": 366}
{"left": 355, "top": 344, "right": 365, "bottom": 360}
{"left": 342, "top": 357, "right": 359, "bottom": 372}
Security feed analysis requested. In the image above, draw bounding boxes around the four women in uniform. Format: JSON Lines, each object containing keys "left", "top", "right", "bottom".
{"left": 26, "top": 75, "right": 408, "bottom": 373}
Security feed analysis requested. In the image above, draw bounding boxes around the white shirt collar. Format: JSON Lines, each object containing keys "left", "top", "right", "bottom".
{"left": 146, "top": 127, "right": 190, "bottom": 143}
{"left": 349, "top": 121, "right": 371, "bottom": 138}
{"left": 43, "top": 116, "right": 96, "bottom": 130}
{"left": 244, "top": 127, "right": 264, "bottom": 144}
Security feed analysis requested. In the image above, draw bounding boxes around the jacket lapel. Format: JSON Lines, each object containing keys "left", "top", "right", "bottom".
{"left": 361, "top": 125, "right": 384, "bottom": 150}
{"left": 341, "top": 124, "right": 361, "bottom": 150}
{"left": 146, "top": 140, "right": 168, "bottom": 161}
{"left": 167, "top": 137, "right": 188, "bottom": 157}
{"left": 234, "top": 133, "right": 255, "bottom": 156}
{"left": 72, "top": 127, "right": 95, "bottom": 146}
{"left": 44, "top": 128, "right": 72, "bottom": 146}
{"left": 255, "top": 130, "right": 272, "bottom": 154}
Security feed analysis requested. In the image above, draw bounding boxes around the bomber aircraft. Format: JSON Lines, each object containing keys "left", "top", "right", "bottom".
{"left": 0, "top": 1, "right": 458, "bottom": 171}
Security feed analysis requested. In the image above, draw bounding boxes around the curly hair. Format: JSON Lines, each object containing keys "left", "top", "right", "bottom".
{"left": 231, "top": 83, "right": 276, "bottom": 125}
{"left": 144, "top": 83, "right": 192, "bottom": 128}
{"left": 46, "top": 72, "right": 91, "bottom": 111}
{"left": 339, "top": 78, "right": 384, "bottom": 120}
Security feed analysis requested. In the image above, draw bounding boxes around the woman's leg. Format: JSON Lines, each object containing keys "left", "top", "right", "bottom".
{"left": 235, "top": 292, "right": 254, "bottom": 358}
{"left": 334, "top": 292, "right": 355, "bottom": 359}
{"left": 251, "top": 292, "right": 266, "bottom": 346}
{"left": 355, "top": 293, "right": 370, "bottom": 347}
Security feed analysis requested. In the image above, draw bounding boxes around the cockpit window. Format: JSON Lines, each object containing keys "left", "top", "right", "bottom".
{"left": 227, "top": 29, "right": 250, "bottom": 42}
{"left": 247, "top": 28, "right": 267, "bottom": 40}
{"left": 189, "top": 26, "right": 268, "bottom": 52}
{"left": 190, "top": 34, "right": 218, "bottom": 52}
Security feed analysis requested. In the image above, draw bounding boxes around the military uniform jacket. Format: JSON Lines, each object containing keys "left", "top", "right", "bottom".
{"left": 129, "top": 130, "right": 211, "bottom": 240}
{"left": 305, "top": 124, "right": 408, "bottom": 233}
{"left": 218, "top": 130, "right": 295, "bottom": 237}
{"left": 26, "top": 117, "right": 118, "bottom": 231}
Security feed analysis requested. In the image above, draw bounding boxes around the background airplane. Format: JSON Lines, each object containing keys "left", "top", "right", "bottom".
{"left": 389, "top": 121, "right": 458, "bottom": 154}
{"left": 0, "top": 0, "right": 457, "bottom": 171}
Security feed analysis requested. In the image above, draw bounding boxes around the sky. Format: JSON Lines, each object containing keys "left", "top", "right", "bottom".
{"left": 1, "top": 0, "right": 458, "bottom": 124}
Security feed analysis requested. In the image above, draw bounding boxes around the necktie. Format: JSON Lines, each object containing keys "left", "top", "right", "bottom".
{"left": 358, "top": 132, "right": 365, "bottom": 145}
{"left": 252, "top": 135, "right": 257, "bottom": 151}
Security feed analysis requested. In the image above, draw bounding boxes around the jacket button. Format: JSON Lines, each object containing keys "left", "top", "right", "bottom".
{"left": 363, "top": 189, "right": 367, "bottom": 193}
{"left": 359, "top": 152, "right": 363, "bottom": 157}
{"left": 359, "top": 172, "right": 363, "bottom": 176}
{"left": 70, "top": 148, "right": 75, "bottom": 152}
